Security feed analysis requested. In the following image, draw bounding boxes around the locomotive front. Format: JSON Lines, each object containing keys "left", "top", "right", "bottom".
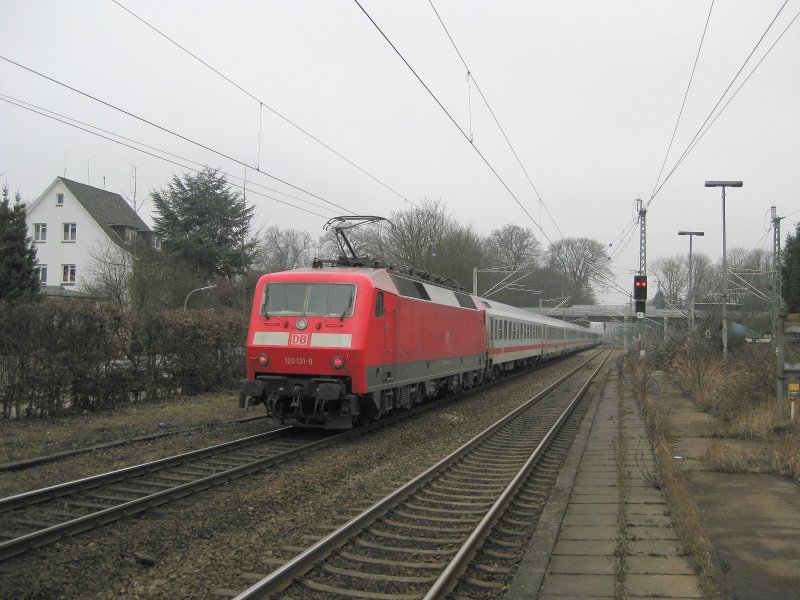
{"left": 241, "top": 269, "right": 374, "bottom": 428}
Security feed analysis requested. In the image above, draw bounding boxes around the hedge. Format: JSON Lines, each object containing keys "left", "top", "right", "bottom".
{"left": 0, "top": 299, "right": 246, "bottom": 418}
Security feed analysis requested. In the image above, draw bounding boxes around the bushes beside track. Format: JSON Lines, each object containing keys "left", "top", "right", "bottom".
{"left": 0, "top": 299, "right": 245, "bottom": 418}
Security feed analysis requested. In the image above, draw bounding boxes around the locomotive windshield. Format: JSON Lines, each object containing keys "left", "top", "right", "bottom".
{"left": 261, "top": 283, "right": 356, "bottom": 318}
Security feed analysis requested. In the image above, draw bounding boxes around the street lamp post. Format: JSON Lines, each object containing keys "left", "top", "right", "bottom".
{"left": 183, "top": 284, "right": 217, "bottom": 310}
{"left": 678, "top": 231, "right": 704, "bottom": 358}
{"left": 704, "top": 180, "right": 742, "bottom": 360}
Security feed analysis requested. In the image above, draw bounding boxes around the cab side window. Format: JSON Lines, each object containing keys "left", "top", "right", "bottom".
{"left": 375, "top": 291, "right": 384, "bottom": 317}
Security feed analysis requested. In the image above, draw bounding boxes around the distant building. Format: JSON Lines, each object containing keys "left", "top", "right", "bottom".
{"left": 26, "top": 177, "right": 158, "bottom": 292}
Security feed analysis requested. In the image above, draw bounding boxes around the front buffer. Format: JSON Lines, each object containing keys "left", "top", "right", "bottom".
{"left": 242, "top": 372, "right": 359, "bottom": 429}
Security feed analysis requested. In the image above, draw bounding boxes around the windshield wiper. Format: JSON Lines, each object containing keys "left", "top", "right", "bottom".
{"left": 340, "top": 292, "right": 353, "bottom": 321}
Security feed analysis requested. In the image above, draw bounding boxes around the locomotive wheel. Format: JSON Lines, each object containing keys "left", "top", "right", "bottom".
{"left": 357, "top": 394, "right": 380, "bottom": 425}
{"left": 415, "top": 382, "right": 427, "bottom": 404}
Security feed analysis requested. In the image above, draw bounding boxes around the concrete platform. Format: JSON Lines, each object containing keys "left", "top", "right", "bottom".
{"left": 504, "top": 365, "right": 703, "bottom": 599}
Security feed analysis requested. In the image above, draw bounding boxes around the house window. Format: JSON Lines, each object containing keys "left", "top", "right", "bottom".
{"left": 152, "top": 235, "right": 162, "bottom": 250}
{"left": 62, "top": 264, "right": 76, "bottom": 284}
{"left": 56, "top": 193, "right": 64, "bottom": 206}
{"left": 33, "top": 223, "right": 47, "bottom": 242}
{"left": 34, "top": 265, "right": 47, "bottom": 283}
{"left": 62, "top": 223, "right": 77, "bottom": 242}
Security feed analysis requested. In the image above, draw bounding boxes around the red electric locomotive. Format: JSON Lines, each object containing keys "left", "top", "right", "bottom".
{"left": 242, "top": 263, "right": 487, "bottom": 428}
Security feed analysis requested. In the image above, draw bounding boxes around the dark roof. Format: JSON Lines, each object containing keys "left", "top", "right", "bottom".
{"left": 58, "top": 177, "right": 150, "bottom": 247}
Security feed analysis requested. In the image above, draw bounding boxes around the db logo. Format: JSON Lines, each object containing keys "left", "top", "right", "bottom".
{"left": 290, "top": 333, "right": 310, "bottom": 345}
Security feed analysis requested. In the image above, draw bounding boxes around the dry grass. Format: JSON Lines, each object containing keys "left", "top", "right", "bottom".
{"left": 629, "top": 358, "right": 721, "bottom": 600}
{"left": 671, "top": 342, "right": 776, "bottom": 421}
{"left": 0, "top": 391, "right": 244, "bottom": 462}
{"left": 705, "top": 429, "right": 800, "bottom": 481}
{"left": 614, "top": 356, "right": 630, "bottom": 600}
{"left": 670, "top": 340, "right": 800, "bottom": 483}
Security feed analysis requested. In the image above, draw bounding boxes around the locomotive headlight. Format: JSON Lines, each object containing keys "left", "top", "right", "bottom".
{"left": 331, "top": 356, "right": 346, "bottom": 369}
{"left": 257, "top": 353, "right": 269, "bottom": 367}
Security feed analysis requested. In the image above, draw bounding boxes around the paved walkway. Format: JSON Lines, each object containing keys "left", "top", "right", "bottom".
{"left": 505, "top": 367, "right": 703, "bottom": 599}
{"left": 655, "top": 373, "right": 800, "bottom": 600}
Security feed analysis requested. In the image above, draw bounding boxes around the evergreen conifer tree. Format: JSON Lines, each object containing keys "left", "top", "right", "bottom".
{"left": 0, "top": 185, "right": 39, "bottom": 302}
{"left": 782, "top": 223, "right": 800, "bottom": 312}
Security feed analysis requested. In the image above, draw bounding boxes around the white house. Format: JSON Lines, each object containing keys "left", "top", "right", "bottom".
{"left": 26, "top": 177, "right": 157, "bottom": 292}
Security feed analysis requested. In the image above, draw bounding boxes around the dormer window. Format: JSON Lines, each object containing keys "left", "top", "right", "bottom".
{"left": 56, "top": 193, "right": 64, "bottom": 206}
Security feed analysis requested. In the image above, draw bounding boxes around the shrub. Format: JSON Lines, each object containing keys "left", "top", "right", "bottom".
{"left": 0, "top": 299, "right": 246, "bottom": 418}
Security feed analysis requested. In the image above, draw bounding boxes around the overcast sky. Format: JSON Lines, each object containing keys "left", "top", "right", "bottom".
{"left": 2, "top": 1, "right": 798, "bottom": 302}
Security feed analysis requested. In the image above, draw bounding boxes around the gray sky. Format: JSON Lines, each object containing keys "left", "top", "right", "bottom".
{"left": 2, "top": 1, "right": 798, "bottom": 302}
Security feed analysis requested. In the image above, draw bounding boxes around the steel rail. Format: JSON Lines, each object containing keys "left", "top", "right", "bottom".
{"left": 0, "top": 348, "right": 597, "bottom": 563}
{"left": 0, "top": 427, "right": 333, "bottom": 561}
{"left": 0, "top": 413, "right": 270, "bottom": 473}
{"left": 233, "top": 349, "right": 607, "bottom": 599}
{"left": 0, "top": 426, "right": 295, "bottom": 513}
{"left": 424, "top": 349, "right": 611, "bottom": 598}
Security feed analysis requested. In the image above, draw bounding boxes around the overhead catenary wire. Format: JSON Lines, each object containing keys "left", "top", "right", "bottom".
{"left": 0, "top": 54, "right": 355, "bottom": 216}
{"left": 0, "top": 92, "right": 339, "bottom": 215}
{"left": 604, "top": 2, "right": 797, "bottom": 281}
{"left": 110, "top": 0, "right": 414, "bottom": 209}
{"left": 650, "top": 4, "right": 800, "bottom": 203}
{"left": 649, "top": 0, "right": 715, "bottom": 199}
{"left": 646, "top": 0, "right": 792, "bottom": 208}
{"left": 0, "top": 95, "right": 336, "bottom": 220}
{"left": 426, "top": 0, "right": 565, "bottom": 241}
{"left": 351, "top": 0, "right": 550, "bottom": 244}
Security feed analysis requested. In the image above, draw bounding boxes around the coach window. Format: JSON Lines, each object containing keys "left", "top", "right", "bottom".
{"left": 375, "top": 291, "right": 384, "bottom": 317}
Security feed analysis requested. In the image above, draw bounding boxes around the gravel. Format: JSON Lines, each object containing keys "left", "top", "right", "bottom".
{"left": 0, "top": 353, "right": 591, "bottom": 599}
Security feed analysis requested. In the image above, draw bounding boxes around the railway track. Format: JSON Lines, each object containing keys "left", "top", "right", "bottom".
{"left": 0, "top": 350, "right": 597, "bottom": 567}
{"left": 0, "top": 413, "right": 271, "bottom": 473}
{"left": 0, "top": 427, "right": 334, "bottom": 561}
{"left": 229, "top": 349, "right": 611, "bottom": 599}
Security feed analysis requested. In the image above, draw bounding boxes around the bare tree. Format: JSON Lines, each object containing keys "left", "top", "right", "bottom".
{"left": 486, "top": 224, "right": 541, "bottom": 269}
{"left": 652, "top": 255, "right": 687, "bottom": 306}
{"left": 547, "top": 237, "right": 611, "bottom": 305}
{"left": 689, "top": 252, "right": 717, "bottom": 304}
{"left": 258, "top": 226, "right": 315, "bottom": 272}
{"left": 432, "top": 222, "right": 488, "bottom": 290}
{"left": 387, "top": 198, "right": 452, "bottom": 271}
{"left": 82, "top": 240, "right": 134, "bottom": 308}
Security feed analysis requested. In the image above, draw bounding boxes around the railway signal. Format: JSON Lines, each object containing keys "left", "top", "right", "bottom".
{"left": 633, "top": 275, "right": 647, "bottom": 314}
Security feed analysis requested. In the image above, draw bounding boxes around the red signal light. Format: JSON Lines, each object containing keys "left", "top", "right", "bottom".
{"left": 331, "top": 356, "right": 346, "bottom": 369}
{"left": 633, "top": 275, "right": 648, "bottom": 300}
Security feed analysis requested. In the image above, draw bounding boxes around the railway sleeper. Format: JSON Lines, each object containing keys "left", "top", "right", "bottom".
{"left": 302, "top": 578, "right": 421, "bottom": 600}
{"left": 435, "top": 475, "right": 507, "bottom": 489}
{"left": 66, "top": 499, "right": 113, "bottom": 510}
{"left": 380, "top": 518, "right": 474, "bottom": 535}
{"left": 429, "top": 482, "right": 505, "bottom": 496}
{"left": 8, "top": 517, "right": 57, "bottom": 528}
{"left": 368, "top": 528, "right": 464, "bottom": 545}
{"left": 88, "top": 493, "right": 140, "bottom": 503}
{"left": 462, "top": 577, "right": 506, "bottom": 591}
{"left": 472, "top": 562, "right": 516, "bottom": 575}
{"left": 321, "top": 563, "right": 438, "bottom": 584}
{"left": 494, "top": 525, "right": 528, "bottom": 538}
{"left": 391, "top": 510, "right": 475, "bottom": 524}
{"left": 354, "top": 538, "right": 452, "bottom": 557}
{"left": 405, "top": 498, "right": 489, "bottom": 511}
{"left": 339, "top": 550, "right": 447, "bottom": 570}
{"left": 418, "top": 488, "right": 497, "bottom": 502}
{"left": 480, "top": 547, "right": 519, "bottom": 560}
